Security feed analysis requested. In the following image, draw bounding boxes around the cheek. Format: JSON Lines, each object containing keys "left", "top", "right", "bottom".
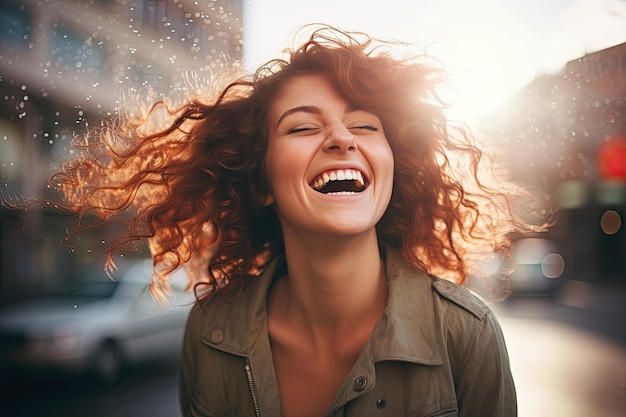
{"left": 378, "top": 141, "right": 395, "bottom": 180}
{"left": 262, "top": 142, "right": 301, "bottom": 205}
{"left": 378, "top": 142, "right": 396, "bottom": 205}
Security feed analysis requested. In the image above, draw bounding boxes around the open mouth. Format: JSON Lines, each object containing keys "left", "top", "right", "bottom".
{"left": 310, "top": 169, "right": 368, "bottom": 195}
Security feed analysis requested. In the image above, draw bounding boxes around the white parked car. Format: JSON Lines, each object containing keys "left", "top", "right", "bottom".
{"left": 0, "top": 259, "right": 194, "bottom": 383}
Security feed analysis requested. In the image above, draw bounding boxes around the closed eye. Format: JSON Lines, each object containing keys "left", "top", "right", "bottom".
{"left": 287, "top": 125, "right": 321, "bottom": 134}
{"left": 349, "top": 124, "right": 379, "bottom": 132}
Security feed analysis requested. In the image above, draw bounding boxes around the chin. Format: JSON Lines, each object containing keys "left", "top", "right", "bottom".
{"left": 321, "top": 220, "right": 378, "bottom": 238}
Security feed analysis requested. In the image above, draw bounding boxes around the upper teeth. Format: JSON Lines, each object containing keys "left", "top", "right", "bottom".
{"left": 312, "top": 169, "right": 366, "bottom": 190}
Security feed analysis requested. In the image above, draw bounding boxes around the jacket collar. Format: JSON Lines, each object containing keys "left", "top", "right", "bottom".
{"left": 201, "top": 246, "right": 442, "bottom": 366}
{"left": 365, "top": 247, "right": 442, "bottom": 365}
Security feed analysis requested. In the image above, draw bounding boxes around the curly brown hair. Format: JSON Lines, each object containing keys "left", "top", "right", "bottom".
{"left": 50, "top": 25, "right": 541, "bottom": 302}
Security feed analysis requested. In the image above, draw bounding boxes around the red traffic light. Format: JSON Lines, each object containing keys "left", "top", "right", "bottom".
{"left": 598, "top": 134, "right": 626, "bottom": 181}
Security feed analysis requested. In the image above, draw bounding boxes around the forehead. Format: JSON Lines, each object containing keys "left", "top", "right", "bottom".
{"left": 268, "top": 74, "right": 345, "bottom": 121}
{"left": 276, "top": 73, "right": 335, "bottom": 98}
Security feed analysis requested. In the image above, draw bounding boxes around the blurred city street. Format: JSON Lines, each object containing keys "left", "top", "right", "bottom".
{"left": 495, "top": 281, "right": 626, "bottom": 417}
{"left": 2, "top": 281, "right": 624, "bottom": 417}
{"left": 1, "top": 1, "right": 625, "bottom": 417}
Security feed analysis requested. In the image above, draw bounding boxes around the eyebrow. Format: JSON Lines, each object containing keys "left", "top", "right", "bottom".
{"left": 275, "top": 105, "right": 322, "bottom": 128}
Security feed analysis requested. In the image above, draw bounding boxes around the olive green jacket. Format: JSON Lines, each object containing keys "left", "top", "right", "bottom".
{"left": 179, "top": 248, "right": 517, "bottom": 416}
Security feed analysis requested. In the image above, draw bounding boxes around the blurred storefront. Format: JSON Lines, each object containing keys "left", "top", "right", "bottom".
{"left": 481, "top": 42, "right": 626, "bottom": 284}
{"left": 0, "top": 0, "right": 243, "bottom": 298}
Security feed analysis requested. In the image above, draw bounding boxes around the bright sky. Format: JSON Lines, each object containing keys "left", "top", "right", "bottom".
{"left": 242, "top": 0, "right": 626, "bottom": 123}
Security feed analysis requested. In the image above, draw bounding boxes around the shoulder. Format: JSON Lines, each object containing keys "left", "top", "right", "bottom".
{"left": 182, "top": 299, "right": 214, "bottom": 349}
{"left": 428, "top": 278, "right": 509, "bottom": 361}
{"left": 383, "top": 246, "right": 491, "bottom": 321}
{"left": 428, "top": 278, "right": 510, "bottom": 370}
{"left": 430, "top": 278, "right": 491, "bottom": 320}
{"left": 183, "top": 257, "right": 283, "bottom": 354}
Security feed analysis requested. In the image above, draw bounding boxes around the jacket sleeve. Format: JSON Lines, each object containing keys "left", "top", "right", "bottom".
{"left": 451, "top": 310, "right": 517, "bottom": 417}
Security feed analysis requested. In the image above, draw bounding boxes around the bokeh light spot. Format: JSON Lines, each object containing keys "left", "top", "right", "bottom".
{"left": 541, "top": 253, "right": 565, "bottom": 279}
{"left": 600, "top": 210, "right": 622, "bottom": 235}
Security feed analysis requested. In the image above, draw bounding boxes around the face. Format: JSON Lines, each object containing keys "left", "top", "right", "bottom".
{"left": 264, "top": 73, "right": 394, "bottom": 240}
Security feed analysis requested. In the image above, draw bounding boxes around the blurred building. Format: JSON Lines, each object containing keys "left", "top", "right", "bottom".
{"left": 481, "top": 42, "right": 626, "bottom": 284}
{"left": 0, "top": 0, "right": 243, "bottom": 297}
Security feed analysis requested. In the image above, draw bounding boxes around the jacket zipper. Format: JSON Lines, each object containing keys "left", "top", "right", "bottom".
{"left": 245, "top": 359, "right": 262, "bottom": 417}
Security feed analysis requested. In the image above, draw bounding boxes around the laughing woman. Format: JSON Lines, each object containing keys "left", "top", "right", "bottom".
{"left": 50, "top": 26, "right": 543, "bottom": 416}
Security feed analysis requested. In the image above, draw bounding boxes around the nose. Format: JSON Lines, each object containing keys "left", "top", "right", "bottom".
{"left": 323, "top": 123, "right": 357, "bottom": 153}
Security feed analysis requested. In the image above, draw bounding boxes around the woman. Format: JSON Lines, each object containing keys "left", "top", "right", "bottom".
{"left": 51, "top": 26, "right": 538, "bottom": 416}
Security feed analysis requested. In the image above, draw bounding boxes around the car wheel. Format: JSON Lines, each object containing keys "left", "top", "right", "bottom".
{"left": 93, "top": 340, "right": 123, "bottom": 384}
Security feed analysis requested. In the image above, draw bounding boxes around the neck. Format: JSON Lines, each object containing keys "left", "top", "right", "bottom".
{"left": 270, "top": 229, "right": 388, "bottom": 350}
